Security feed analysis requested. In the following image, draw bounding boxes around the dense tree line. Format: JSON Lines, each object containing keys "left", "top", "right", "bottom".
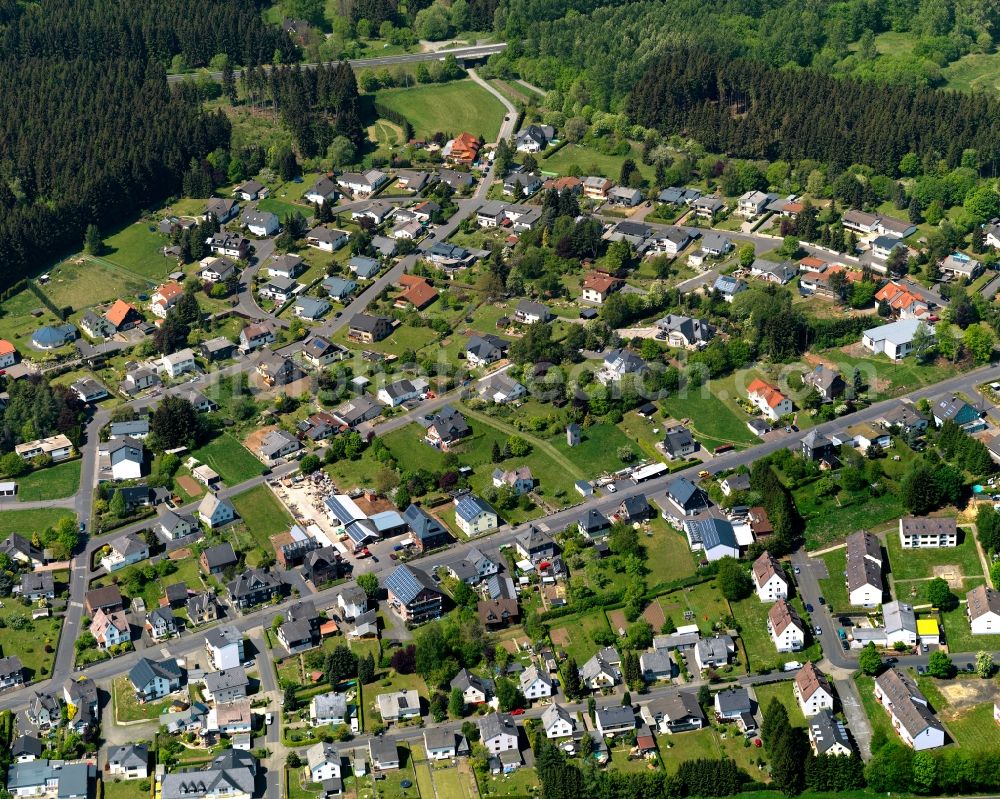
{"left": 239, "top": 61, "right": 364, "bottom": 157}
{"left": 627, "top": 49, "right": 1000, "bottom": 175}
{"left": 0, "top": 376, "right": 87, "bottom": 453}
{"left": 0, "top": 0, "right": 295, "bottom": 67}
{"left": 749, "top": 455, "right": 801, "bottom": 550}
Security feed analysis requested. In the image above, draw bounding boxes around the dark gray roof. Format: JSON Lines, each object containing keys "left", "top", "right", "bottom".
{"left": 202, "top": 542, "right": 237, "bottom": 568}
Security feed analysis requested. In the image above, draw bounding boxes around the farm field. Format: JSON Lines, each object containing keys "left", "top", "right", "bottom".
{"left": 14, "top": 460, "right": 81, "bottom": 501}
{"left": 191, "top": 433, "right": 265, "bottom": 485}
{"left": 374, "top": 80, "right": 505, "bottom": 141}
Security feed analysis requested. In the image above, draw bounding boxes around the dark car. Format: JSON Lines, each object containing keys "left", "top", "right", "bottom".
{"left": 818, "top": 596, "right": 825, "bottom": 605}
{"left": 886, "top": 657, "right": 898, "bottom": 664}
{"left": 805, "top": 603, "right": 814, "bottom": 613}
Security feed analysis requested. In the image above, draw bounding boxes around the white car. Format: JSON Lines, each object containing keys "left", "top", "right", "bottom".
{"left": 265, "top": 712, "right": 273, "bottom": 725}
{"left": 606, "top": 483, "right": 617, "bottom": 493}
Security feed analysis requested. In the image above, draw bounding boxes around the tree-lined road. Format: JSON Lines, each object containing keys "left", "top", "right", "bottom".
{"left": 165, "top": 44, "right": 507, "bottom": 84}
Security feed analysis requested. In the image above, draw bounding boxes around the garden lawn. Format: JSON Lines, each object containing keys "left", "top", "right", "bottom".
{"left": 753, "top": 680, "right": 807, "bottom": 728}
{"left": 231, "top": 484, "right": 294, "bottom": 542}
{"left": 661, "top": 385, "right": 757, "bottom": 452}
{"left": 0, "top": 598, "right": 61, "bottom": 681}
{"left": 941, "top": 604, "right": 1000, "bottom": 653}
{"left": 816, "top": 350, "right": 959, "bottom": 399}
{"left": 817, "top": 548, "right": 849, "bottom": 613}
{"left": 370, "top": 670, "right": 429, "bottom": 702}
{"left": 374, "top": 80, "right": 504, "bottom": 141}
{"left": 658, "top": 727, "right": 723, "bottom": 772}
{"left": 884, "top": 527, "right": 983, "bottom": 581}
{"left": 14, "top": 460, "right": 81, "bottom": 501}
{"left": 102, "top": 779, "right": 152, "bottom": 799}
{"left": 550, "top": 422, "right": 638, "bottom": 475}
{"left": 43, "top": 256, "right": 151, "bottom": 312}
{"left": 331, "top": 324, "right": 440, "bottom": 357}
{"left": 113, "top": 675, "right": 179, "bottom": 722}
{"left": 258, "top": 197, "right": 310, "bottom": 220}
{"left": 191, "top": 433, "right": 265, "bottom": 485}
{"left": 731, "top": 595, "right": 821, "bottom": 671}
{"left": 541, "top": 142, "right": 653, "bottom": 181}
{"left": 854, "top": 674, "right": 897, "bottom": 743}
{"left": 476, "top": 766, "right": 539, "bottom": 798}
{"left": 655, "top": 581, "right": 731, "bottom": 636}
{"left": 0, "top": 508, "right": 74, "bottom": 536}
{"left": 286, "top": 769, "right": 322, "bottom": 799}
{"left": 0, "top": 290, "right": 64, "bottom": 352}
{"left": 644, "top": 519, "right": 699, "bottom": 586}
{"left": 425, "top": 766, "right": 476, "bottom": 799}
{"left": 102, "top": 221, "right": 173, "bottom": 279}
{"left": 943, "top": 701, "right": 1000, "bottom": 752}
{"left": 795, "top": 481, "right": 905, "bottom": 551}
{"left": 373, "top": 745, "right": 417, "bottom": 799}
{"left": 550, "top": 608, "right": 611, "bottom": 665}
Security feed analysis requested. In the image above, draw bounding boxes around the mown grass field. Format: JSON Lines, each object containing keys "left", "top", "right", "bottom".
{"left": 0, "top": 507, "right": 74, "bottom": 536}
{"left": 731, "top": 595, "right": 821, "bottom": 671}
{"left": 885, "top": 527, "right": 983, "bottom": 581}
{"left": 230, "top": 484, "right": 295, "bottom": 544}
{"left": 0, "top": 596, "right": 62, "bottom": 680}
{"left": 191, "top": 433, "right": 265, "bottom": 485}
{"left": 374, "top": 80, "right": 504, "bottom": 140}
{"left": 541, "top": 141, "right": 653, "bottom": 181}
{"left": 43, "top": 256, "right": 151, "bottom": 312}
{"left": 14, "top": 460, "right": 81, "bottom": 501}
{"left": 753, "top": 680, "right": 807, "bottom": 728}
{"left": 102, "top": 221, "right": 174, "bottom": 279}
{"left": 661, "top": 383, "right": 758, "bottom": 451}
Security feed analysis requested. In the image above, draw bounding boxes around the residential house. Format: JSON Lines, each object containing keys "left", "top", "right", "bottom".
{"left": 304, "top": 175, "right": 340, "bottom": 205}
{"left": 0, "top": 657, "right": 24, "bottom": 691}
{"left": 794, "top": 663, "right": 835, "bottom": 717}
{"left": 258, "top": 275, "right": 298, "bottom": 304}
{"left": 875, "top": 282, "right": 929, "bottom": 320}
{"left": 31, "top": 323, "right": 77, "bottom": 349}
{"left": 639, "top": 650, "right": 674, "bottom": 682}
{"left": 478, "top": 372, "right": 527, "bottom": 404}
{"left": 337, "top": 169, "right": 389, "bottom": 196}
{"left": 582, "top": 176, "right": 613, "bottom": 200}
{"left": 519, "top": 666, "right": 553, "bottom": 701}
{"left": 145, "top": 606, "right": 178, "bottom": 641}
{"left": 15, "top": 434, "right": 73, "bottom": 464}
{"left": 294, "top": 296, "right": 331, "bottom": 321}
{"left": 451, "top": 669, "right": 494, "bottom": 706}
{"left": 665, "top": 477, "right": 707, "bottom": 518}
{"left": 332, "top": 394, "right": 383, "bottom": 428}
{"left": 404, "top": 504, "right": 451, "bottom": 552}
{"left": 803, "top": 365, "right": 846, "bottom": 402}
{"left": 596, "top": 348, "right": 648, "bottom": 386}
{"left": 578, "top": 508, "right": 612, "bottom": 538}
{"left": 347, "top": 314, "right": 392, "bottom": 343}
{"left": 580, "top": 272, "right": 622, "bottom": 304}
{"left": 234, "top": 180, "right": 267, "bottom": 201}
{"left": 106, "top": 745, "right": 149, "bottom": 780}
{"left": 302, "top": 336, "right": 348, "bottom": 368}
{"left": 899, "top": 517, "right": 958, "bottom": 549}
{"left": 662, "top": 425, "right": 697, "bottom": 460}
{"left": 478, "top": 598, "right": 519, "bottom": 629}
{"left": 874, "top": 668, "right": 945, "bottom": 750}
{"left": 100, "top": 532, "right": 149, "bottom": 572}
{"left": 306, "top": 226, "right": 349, "bottom": 253}
{"left": 581, "top": 647, "right": 621, "bottom": 690}
{"left": 227, "top": 568, "right": 282, "bottom": 609}
{"left": 466, "top": 334, "right": 509, "bottom": 367}
{"left": 7, "top": 760, "right": 93, "bottom": 799}
{"left": 205, "top": 198, "right": 240, "bottom": 223}
{"left": 884, "top": 600, "right": 919, "bottom": 647}
{"left": 150, "top": 282, "right": 184, "bottom": 319}
{"left": 515, "top": 124, "right": 554, "bottom": 152}
{"left": 25, "top": 692, "right": 59, "bottom": 729}
{"left": 105, "top": 300, "right": 142, "bottom": 332}
{"left": 713, "top": 274, "right": 748, "bottom": 302}
{"left": 205, "top": 625, "right": 245, "bottom": 670}
{"left": 692, "top": 196, "right": 725, "bottom": 219}
{"left": 257, "top": 429, "right": 302, "bottom": 464}
{"left": 310, "top": 691, "right": 349, "bottom": 727}
{"left": 607, "top": 186, "right": 642, "bottom": 207}
{"left": 159, "top": 348, "right": 197, "bottom": 379}
{"left": 641, "top": 693, "right": 704, "bottom": 735}
{"left": 198, "top": 256, "right": 238, "bottom": 284}
{"left": 693, "top": 635, "right": 734, "bottom": 671}
{"left": 17, "top": 572, "right": 54, "bottom": 602}
{"left": 752, "top": 551, "right": 788, "bottom": 602}
{"left": 767, "top": 599, "right": 806, "bottom": 652}
{"left": 12, "top": 736, "right": 42, "bottom": 763}
{"left": 396, "top": 170, "right": 429, "bottom": 191}
{"left": 747, "top": 378, "right": 792, "bottom": 421}
{"left": 207, "top": 232, "right": 251, "bottom": 260}
{"left": 268, "top": 255, "right": 304, "bottom": 280}
{"left": 377, "top": 377, "right": 425, "bottom": 407}
{"left": 737, "top": 190, "right": 775, "bottom": 218}
{"left": 967, "top": 585, "right": 1000, "bottom": 634}
{"left": 306, "top": 743, "right": 341, "bottom": 785}
{"left": 940, "top": 251, "right": 982, "bottom": 280}
{"left": 714, "top": 686, "right": 752, "bottom": 721}
{"left": 90, "top": 608, "right": 131, "bottom": 649}
{"left": 159, "top": 752, "right": 256, "bottom": 799}
{"left": 846, "top": 530, "right": 884, "bottom": 607}
{"left": 348, "top": 256, "right": 382, "bottom": 280}
{"left": 239, "top": 321, "right": 276, "bottom": 352}
{"left": 385, "top": 565, "right": 442, "bottom": 623}
{"left": 302, "top": 547, "right": 343, "bottom": 587}
{"left": 277, "top": 601, "right": 320, "bottom": 654}
{"left": 514, "top": 300, "right": 552, "bottom": 324}
{"left": 203, "top": 667, "right": 249, "bottom": 704}
{"left": 375, "top": 689, "right": 421, "bottom": 723}
{"left": 369, "top": 739, "right": 400, "bottom": 772}
{"left": 656, "top": 315, "right": 714, "bottom": 349}
{"left": 201, "top": 542, "right": 238, "bottom": 574}
{"left": 255, "top": 351, "right": 304, "bottom": 387}
{"left": 933, "top": 396, "right": 985, "bottom": 432}
{"left": 435, "top": 168, "right": 475, "bottom": 191}
{"left": 187, "top": 592, "right": 221, "bottom": 626}
{"left": 595, "top": 705, "right": 635, "bottom": 736}
{"left": 749, "top": 259, "right": 796, "bottom": 284}
{"left": 492, "top": 466, "right": 533, "bottom": 495}
{"left": 808, "top": 710, "right": 854, "bottom": 756}
{"left": 83, "top": 585, "right": 122, "bottom": 616}
{"left": 454, "top": 495, "right": 499, "bottom": 536}
{"left": 515, "top": 526, "right": 556, "bottom": 562}
{"left": 199, "top": 494, "right": 236, "bottom": 529}
{"left": 863, "top": 319, "right": 933, "bottom": 359}
{"left": 479, "top": 712, "right": 519, "bottom": 754}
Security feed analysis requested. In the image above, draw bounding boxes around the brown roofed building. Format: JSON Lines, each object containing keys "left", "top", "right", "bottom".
{"left": 478, "top": 598, "right": 520, "bottom": 629}
{"left": 395, "top": 275, "right": 439, "bottom": 310}
{"left": 793, "top": 662, "right": 834, "bottom": 716}
{"left": 85, "top": 585, "right": 124, "bottom": 616}
{"left": 105, "top": 300, "right": 142, "bottom": 331}
{"left": 751, "top": 551, "right": 787, "bottom": 602}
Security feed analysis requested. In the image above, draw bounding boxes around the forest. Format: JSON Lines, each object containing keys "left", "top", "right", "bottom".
{"left": 0, "top": 0, "right": 286, "bottom": 292}
{"left": 625, "top": 49, "right": 1000, "bottom": 174}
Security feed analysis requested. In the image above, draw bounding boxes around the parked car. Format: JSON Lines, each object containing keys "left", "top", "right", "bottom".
{"left": 805, "top": 603, "right": 814, "bottom": 613}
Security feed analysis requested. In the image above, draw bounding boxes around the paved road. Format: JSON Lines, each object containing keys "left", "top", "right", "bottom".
{"left": 166, "top": 44, "right": 507, "bottom": 84}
